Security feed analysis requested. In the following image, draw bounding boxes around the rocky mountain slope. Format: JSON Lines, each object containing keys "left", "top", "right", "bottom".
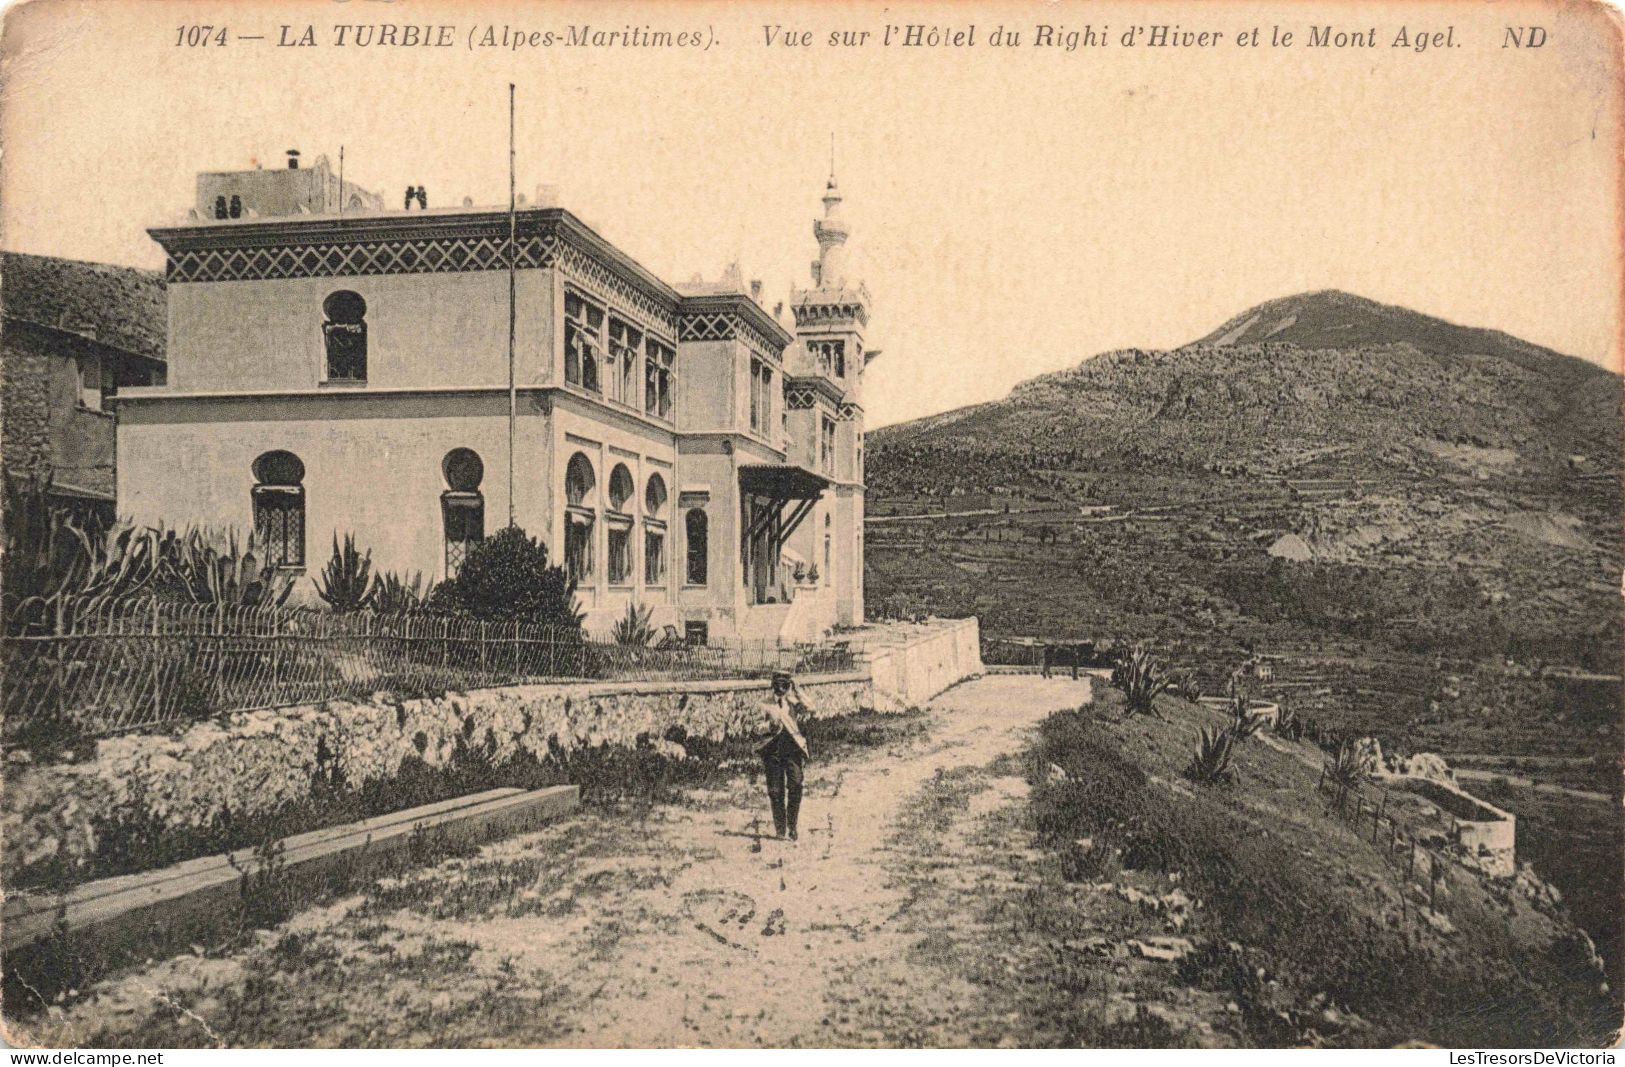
{"left": 867, "top": 287, "right": 1621, "bottom": 685}
{"left": 873, "top": 291, "right": 1619, "bottom": 481}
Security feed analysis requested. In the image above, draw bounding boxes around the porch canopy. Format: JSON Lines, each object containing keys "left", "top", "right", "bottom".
{"left": 739, "top": 463, "right": 829, "bottom": 548}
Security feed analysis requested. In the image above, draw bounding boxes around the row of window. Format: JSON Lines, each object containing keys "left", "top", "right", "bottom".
{"left": 249, "top": 448, "right": 853, "bottom": 599}
{"left": 565, "top": 290, "right": 676, "bottom": 420}
{"left": 311, "top": 288, "right": 681, "bottom": 416}
{"left": 249, "top": 446, "right": 709, "bottom": 587}
{"left": 808, "top": 339, "right": 846, "bottom": 379}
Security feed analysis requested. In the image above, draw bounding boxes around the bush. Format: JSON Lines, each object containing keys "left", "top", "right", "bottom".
{"left": 428, "top": 526, "right": 583, "bottom": 629}
{"left": 313, "top": 533, "right": 374, "bottom": 612}
{"left": 1029, "top": 707, "right": 1618, "bottom": 1046}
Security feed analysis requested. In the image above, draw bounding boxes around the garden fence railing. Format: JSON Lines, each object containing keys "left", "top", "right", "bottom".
{"left": 2, "top": 599, "right": 855, "bottom": 743}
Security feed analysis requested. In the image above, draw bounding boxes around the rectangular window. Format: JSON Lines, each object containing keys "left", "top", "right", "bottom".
{"left": 442, "top": 494, "right": 484, "bottom": 579}
{"left": 565, "top": 514, "right": 594, "bottom": 584}
{"left": 644, "top": 527, "right": 665, "bottom": 584}
{"left": 685, "top": 509, "right": 708, "bottom": 585}
{"left": 78, "top": 354, "right": 104, "bottom": 411}
{"left": 564, "top": 291, "right": 604, "bottom": 393}
{"left": 608, "top": 318, "right": 641, "bottom": 407}
{"left": 750, "top": 359, "right": 773, "bottom": 436}
{"left": 253, "top": 487, "right": 305, "bottom": 568}
{"left": 607, "top": 524, "right": 632, "bottom": 585}
{"left": 820, "top": 416, "right": 837, "bottom": 475}
{"left": 644, "top": 338, "right": 675, "bottom": 421}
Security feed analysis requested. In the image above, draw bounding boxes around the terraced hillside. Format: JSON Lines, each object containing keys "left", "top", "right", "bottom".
{"left": 866, "top": 291, "right": 1623, "bottom": 968}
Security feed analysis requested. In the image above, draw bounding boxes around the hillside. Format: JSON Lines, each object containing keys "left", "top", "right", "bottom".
{"left": 873, "top": 291, "right": 1619, "bottom": 480}
{"left": 865, "top": 290, "right": 1624, "bottom": 988}
{"left": 868, "top": 291, "right": 1620, "bottom": 628}
{"left": 866, "top": 287, "right": 1622, "bottom": 734}
{"left": 866, "top": 289, "right": 1624, "bottom": 984}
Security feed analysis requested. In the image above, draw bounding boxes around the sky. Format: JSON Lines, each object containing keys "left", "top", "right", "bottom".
{"left": 2, "top": 0, "right": 1620, "bottom": 429}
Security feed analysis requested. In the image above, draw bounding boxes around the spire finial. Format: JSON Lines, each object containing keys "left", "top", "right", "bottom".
{"left": 829, "top": 132, "right": 836, "bottom": 182}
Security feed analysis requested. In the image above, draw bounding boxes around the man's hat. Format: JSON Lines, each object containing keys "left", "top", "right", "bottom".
{"left": 771, "top": 670, "right": 792, "bottom": 683}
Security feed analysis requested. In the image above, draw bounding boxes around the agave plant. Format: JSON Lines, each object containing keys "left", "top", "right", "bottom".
{"left": 1186, "top": 726, "right": 1238, "bottom": 785}
{"left": 1227, "top": 687, "right": 1266, "bottom": 741}
{"left": 1273, "top": 703, "right": 1304, "bottom": 741}
{"left": 1112, "top": 643, "right": 1170, "bottom": 717}
{"left": 372, "top": 570, "right": 436, "bottom": 615}
{"left": 611, "top": 601, "right": 657, "bottom": 646}
{"left": 1329, "top": 737, "right": 1369, "bottom": 790}
{"left": 314, "top": 533, "right": 375, "bottom": 612}
{"left": 3, "top": 475, "right": 170, "bottom": 631}
{"left": 157, "top": 527, "right": 295, "bottom": 609}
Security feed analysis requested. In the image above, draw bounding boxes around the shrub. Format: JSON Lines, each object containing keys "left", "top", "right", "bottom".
{"left": 1112, "top": 643, "right": 1170, "bottom": 716}
{"left": 314, "top": 533, "right": 375, "bottom": 612}
{"left": 428, "top": 525, "right": 583, "bottom": 629}
{"left": 611, "top": 602, "right": 657, "bottom": 646}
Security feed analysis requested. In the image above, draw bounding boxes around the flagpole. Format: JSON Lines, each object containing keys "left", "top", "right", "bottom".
{"left": 338, "top": 145, "right": 344, "bottom": 216}
{"left": 507, "top": 83, "right": 518, "bottom": 527}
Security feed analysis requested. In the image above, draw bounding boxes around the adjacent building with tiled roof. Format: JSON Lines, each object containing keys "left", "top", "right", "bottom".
{"left": 1, "top": 252, "right": 168, "bottom": 512}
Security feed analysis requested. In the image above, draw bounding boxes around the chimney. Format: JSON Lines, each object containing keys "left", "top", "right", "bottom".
{"left": 286, "top": 149, "right": 301, "bottom": 170}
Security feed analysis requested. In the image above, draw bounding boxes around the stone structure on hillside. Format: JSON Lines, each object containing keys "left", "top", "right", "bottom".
{"left": 118, "top": 150, "right": 874, "bottom": 643}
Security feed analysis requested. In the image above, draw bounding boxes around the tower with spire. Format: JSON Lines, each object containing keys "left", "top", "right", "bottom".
{"left": 785, "top": 155, "right": 875, "bottom": 628}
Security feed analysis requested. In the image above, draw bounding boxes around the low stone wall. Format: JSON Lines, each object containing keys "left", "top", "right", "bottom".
{"left": 855, "top": 617, "right": 985, "bottom": 710}
{"left": 2, "top": 672, "right": 869, "bottom": 881}
{"left": 1384, "top": 773, "right": 1518, "bottom": 878}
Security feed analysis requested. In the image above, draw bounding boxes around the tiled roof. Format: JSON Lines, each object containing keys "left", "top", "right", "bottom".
{"left": 1, "top": 252, "right": 166, "bottom": 360}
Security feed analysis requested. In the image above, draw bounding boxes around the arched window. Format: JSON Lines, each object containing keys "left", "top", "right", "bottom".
{"left": 229, "top": 195, "right": 242, "bottom": 219}
{"left": 823, "top": 512, "right": 832, "bottom": 586}
{"left": 251, "top": 451, "right": 306, "bottom": 568}
{"left": 643, "top": 473, "right": 668, "bottom": 585}
{"left": 214, "top": 195, "right": 228, "bottom": 220}
{"left": 606, "top": 464, "right": 635, "bottom": 585}
{"left": 441, "top": 448, "right": 484, "bottom": 579}
{"left": 564, "top": 452, "right": 596, "bottom": 584}
{"left": 323, "top": 290, "right": 368, "bottom": 381}
{"left": 685, "top": 508, "right": 708, "bottom": 586}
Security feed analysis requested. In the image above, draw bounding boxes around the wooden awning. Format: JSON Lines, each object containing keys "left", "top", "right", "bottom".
{"left": 740, "top": 464, "right": 829, "bottom": 547}
{"left": 738, "top": 464, "right": 828, "bottom": 501}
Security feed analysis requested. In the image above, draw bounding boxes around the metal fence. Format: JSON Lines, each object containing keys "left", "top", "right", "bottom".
{"left": 2, "top": 599, "right": 856, "bottom": 743}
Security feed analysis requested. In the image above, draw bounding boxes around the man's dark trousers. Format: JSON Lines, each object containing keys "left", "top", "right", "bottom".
{"left": 761, "top": 731, "right": 805, "bottom": 838}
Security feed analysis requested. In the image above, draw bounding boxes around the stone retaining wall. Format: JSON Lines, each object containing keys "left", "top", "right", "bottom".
{"left": 856, "top": 617, "right": 984, "bottom": 710}
{"left": 3, "top": 673, "right": 869, "bottom": 881}
{"left": 4, "top": 617, "right": 990, "bottom": 884}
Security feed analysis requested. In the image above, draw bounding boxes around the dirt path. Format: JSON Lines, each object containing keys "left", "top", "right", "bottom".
{"left": 555, "top": 674, "right": 1090, "bottom": 1047}
{"left": 27, "top": 675, "right": 1096, "bottom": 1048}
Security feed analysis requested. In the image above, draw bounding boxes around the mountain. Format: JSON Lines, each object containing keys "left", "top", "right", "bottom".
{"left": 870, "top": 290, "right": 1619, "bottom": 479}
{"left": 1190, "top": 290, "right": 1599, "bottom": 377}
{"left": 867, "top": 289, "right": 1623, "bottom": 988}
{"left": 865, "top": 287, "right": 1621, "bottom": 678}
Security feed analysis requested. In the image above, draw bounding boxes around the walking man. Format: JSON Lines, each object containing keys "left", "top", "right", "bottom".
{"left": 758, "top": 670, "right": 810, "bottom": 841}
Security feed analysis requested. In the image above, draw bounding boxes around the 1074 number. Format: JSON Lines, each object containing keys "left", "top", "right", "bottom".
{"left": 175, "top": 25, "right": 229, "bottom": 46}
